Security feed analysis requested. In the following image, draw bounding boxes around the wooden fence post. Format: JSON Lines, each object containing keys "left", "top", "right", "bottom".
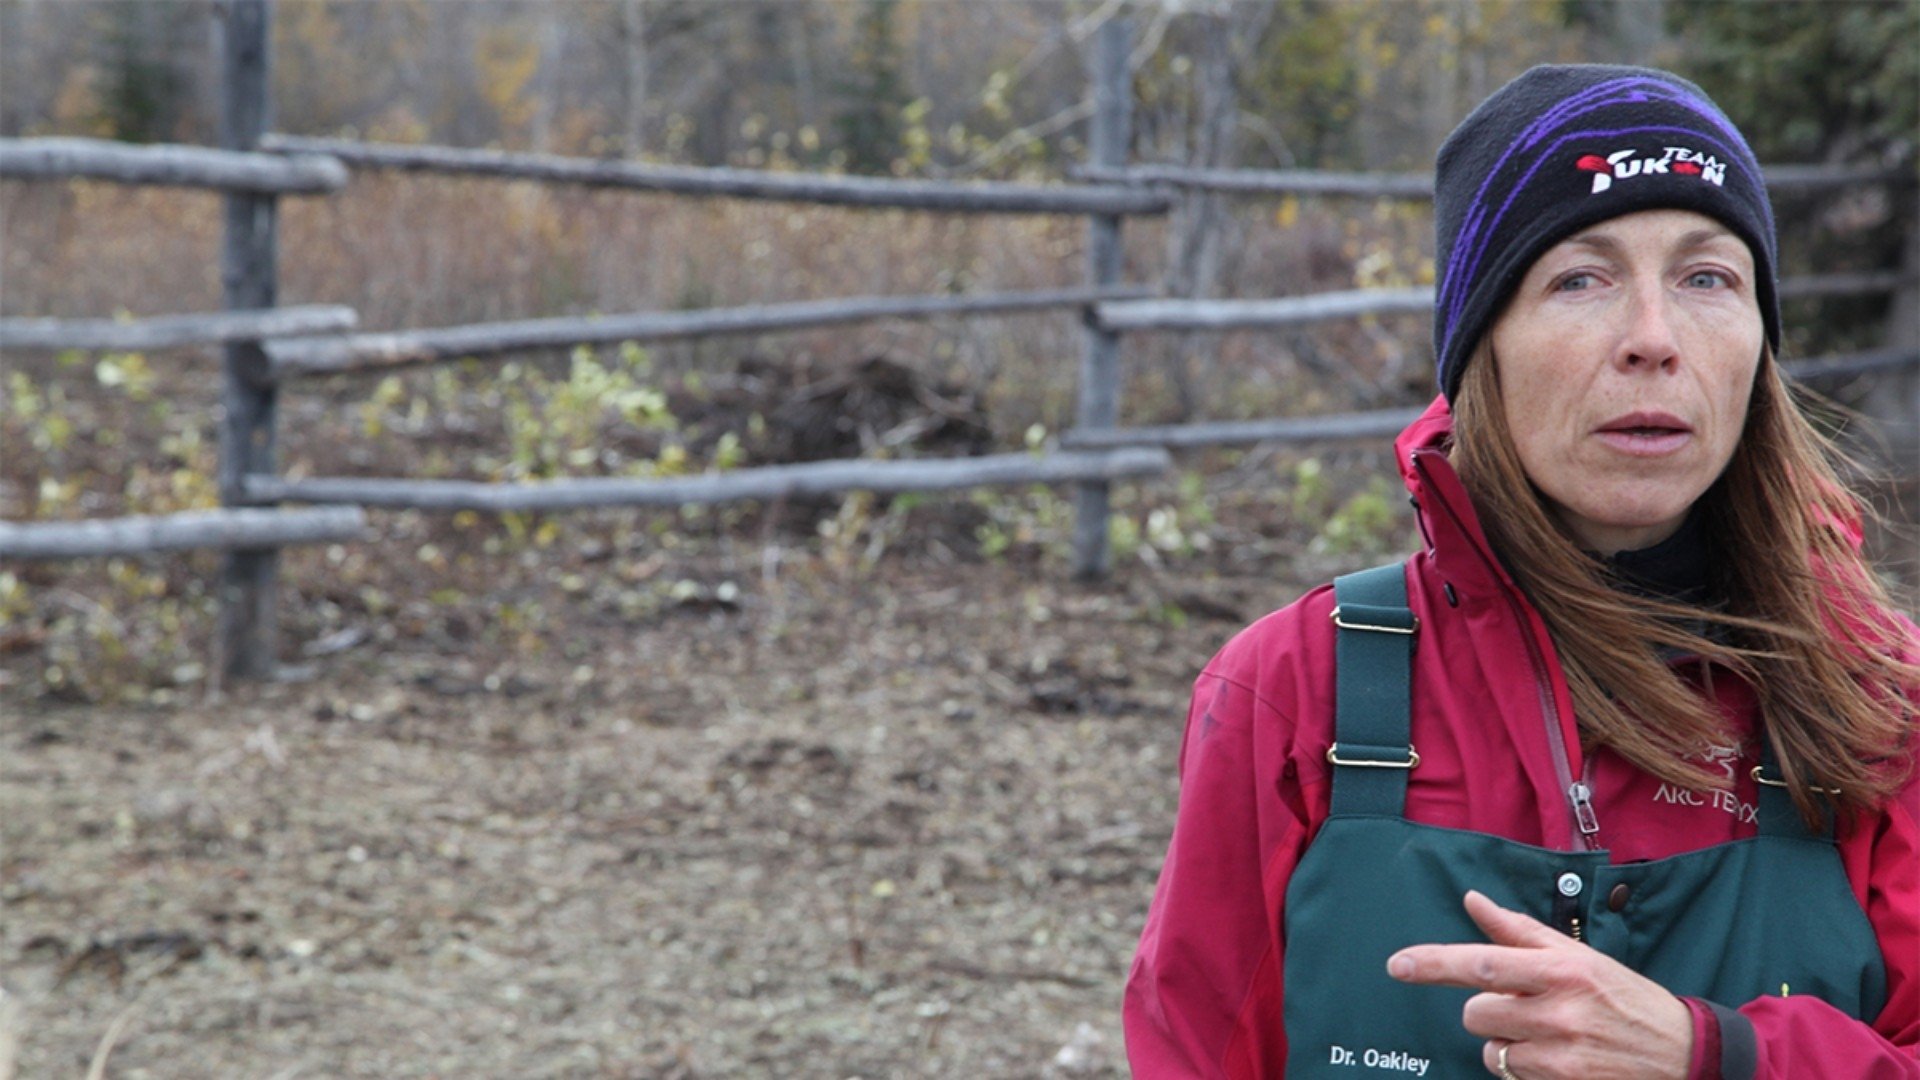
{"left": 1072, "top": 16, "right": 1132, "bottom": 580}
{"left": 216, "top": 0, "right": 281, "bottom": 679}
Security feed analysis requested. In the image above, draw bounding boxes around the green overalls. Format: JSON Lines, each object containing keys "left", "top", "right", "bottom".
{"left": 1281, "top": 564, "right": 1887, "bottom": 1077}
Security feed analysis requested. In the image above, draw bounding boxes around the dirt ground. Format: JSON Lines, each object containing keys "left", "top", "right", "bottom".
{"left": 1, "top": 476, "right": 1410, "bottom": 1078}
{"left": 5, "top": 446, "right": 1917, "bottom": 1080}
{"left": 4, "top": 119, "right": 1914, "bottom": 1080}
{"left": 2, "top": 344, "right": 1913, "bottom": 1079}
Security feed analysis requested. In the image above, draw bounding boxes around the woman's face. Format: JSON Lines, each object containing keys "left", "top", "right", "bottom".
{"left": 1488, "top": 208, "right": 1764, "bottom": 555}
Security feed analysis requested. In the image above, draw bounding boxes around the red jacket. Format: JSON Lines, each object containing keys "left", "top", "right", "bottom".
{"left": 1124, "top": 397, "right": 1920, "bottom": 1078}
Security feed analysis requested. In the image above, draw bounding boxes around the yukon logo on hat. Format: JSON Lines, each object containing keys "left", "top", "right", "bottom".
{"left": 1576, "top": 146, "right": 1726, "bottom": 194}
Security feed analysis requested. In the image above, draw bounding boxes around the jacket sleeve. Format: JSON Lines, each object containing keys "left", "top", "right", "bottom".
{"left": 1123, "top": 669, "right": 1320, "bottom": 1079}
{"left": 1686, "top": 771, "right": 1920, "bottom": 1079}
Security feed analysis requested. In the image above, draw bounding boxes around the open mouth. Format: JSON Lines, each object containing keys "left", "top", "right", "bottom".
{"left": 1595, "top": 413, "right": 1692, "bottom": 454}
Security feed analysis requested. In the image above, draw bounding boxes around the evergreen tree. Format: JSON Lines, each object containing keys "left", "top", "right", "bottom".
{"left": 1666, "top": 0, "right": 1918, "bottom": 354}
{"left": 833, "top": 0, "right": 908, "bottom": 175}
{"left": 95, "top": 1, "right": 191, "bottom": 143}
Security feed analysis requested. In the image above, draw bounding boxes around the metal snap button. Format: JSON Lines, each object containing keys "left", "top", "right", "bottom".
{"left": 1608, "top": 883, "right": 1631, "bottom": 912}
{"left": 1556, "top": 872, "right": 1583, "bottom": 897}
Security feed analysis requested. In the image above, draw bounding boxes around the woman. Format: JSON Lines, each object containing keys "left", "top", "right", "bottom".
{"left": 1123, "top": 65, "right": 1918, "bottom": 1079}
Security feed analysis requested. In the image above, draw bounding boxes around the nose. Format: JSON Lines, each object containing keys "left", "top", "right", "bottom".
{"left": 1616, "top": 282, "right": 1681, "bottom": 373}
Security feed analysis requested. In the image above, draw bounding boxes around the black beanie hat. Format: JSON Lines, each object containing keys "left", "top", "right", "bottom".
{"left": 1432, "top": 64, "right": 1778, "bottom": 400}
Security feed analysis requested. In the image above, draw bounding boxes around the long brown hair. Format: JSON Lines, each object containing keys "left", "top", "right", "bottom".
{"left": 1452, "top": 346, "right": 1916, "bottom": 825}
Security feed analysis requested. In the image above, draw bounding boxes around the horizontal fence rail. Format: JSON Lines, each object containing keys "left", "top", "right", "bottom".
{"left": 1756, "top": 164, "right": 1919, "bottom": 192}
{"left": 1075, "top": 164, "right": 1434, "bottom": 198}
{"left": 244, "top": 449, "right": 1172, "bottom": 511}
{"left": 1075, "top": 162, "right": 1915, "bottom": 199}
{"left": 1776, "top": 271, "right": 1913, "bottom": 299}
{"left": 7, "top": 7, "right": 1908, "bottom": 676}
{"left": 1097, "top": 271, "right": 1911, "bottom": 335}
{"left": 267, "top": 285, "right": 1151, "bottom": 379}
{"left": 1095, "top": 288, "right": 1434, "bottom": 332}
{"left": 262, "top": 135, "right": 1174, "bottom": 216}
{"left": 0, "top": 506, "right": 367, "bottom": 560}
{"left": 1060, "top": 351, "right": 1920, "bottom": 451}
{"left": 1062, "top": 408, "right": 1426, "bottom": 450}
{"left": 0, "top": 305, "right": 357, "bottom": 351}
{"left": 1783, "top": 347, "right": 1920, "bottom": 383}
{"left": 0, "top": 136, "right": 346, "bottom": 194}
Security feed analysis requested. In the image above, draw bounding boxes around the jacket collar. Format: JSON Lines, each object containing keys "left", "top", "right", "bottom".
{"left": 1393, "top": 395, "right": 1867, "bottom": 603}
{"left": 1394, "top": 395, "right": 1520, "bottom": 600}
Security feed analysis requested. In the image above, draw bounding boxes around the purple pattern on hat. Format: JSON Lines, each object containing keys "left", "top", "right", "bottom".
{"left": 1437, "top": 77, "right": 1648, "bottom": 309}
{"left": 1438, "top": 123, "right": 1758, "bottom": 356}
{"left": 1436, "top": 76, "right": 1763, "bottom": 347}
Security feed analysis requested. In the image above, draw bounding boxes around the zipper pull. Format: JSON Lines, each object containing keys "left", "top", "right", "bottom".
{"left": 1569, "top": 781, "right": 1601, "bottom": 843}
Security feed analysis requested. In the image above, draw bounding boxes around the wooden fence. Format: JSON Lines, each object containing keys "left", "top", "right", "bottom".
{"left": 3, "top": 4, "right": 1914, "bottom": 680}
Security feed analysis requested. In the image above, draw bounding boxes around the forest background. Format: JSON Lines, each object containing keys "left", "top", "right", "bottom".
{"left": 4, "top": 0, "right": 1915, "bottom": 341}
{"left": 0, "top": 1, "right": 1915, "bottom": 1077}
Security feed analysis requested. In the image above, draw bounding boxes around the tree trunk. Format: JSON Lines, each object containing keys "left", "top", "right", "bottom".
{"left": 788, "top": 5, "right": 816, "bottom": 140}
{"left": 621, "top": 0, "right": 649, "bottom": 157}
{"left": 1163, "top": 10, "right": 1238, "bottom": 420}
{"left": 531, "top": 9, "right": 561, "bottom": 153}
{"left": 1612, "top": 0, "right": 1667, "bottom": 66}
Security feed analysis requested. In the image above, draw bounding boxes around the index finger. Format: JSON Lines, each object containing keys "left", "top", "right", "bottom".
{"left": 1386, "top": 943, "right": 1554, "bottom": 994}
{"left": 1463, "top": 890, "right": 1565, "bottom": 950}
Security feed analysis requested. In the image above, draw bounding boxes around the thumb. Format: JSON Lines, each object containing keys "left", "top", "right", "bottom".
{"left": 1464, "top": 889, "right": 1562, "bottom": 949}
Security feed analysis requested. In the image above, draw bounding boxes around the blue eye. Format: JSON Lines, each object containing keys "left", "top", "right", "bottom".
{"left": 1554, "top": 272, "right": 1595, "bottom": 292}
{"left": 1685, "top": 270, "right": 1728, "bottom": 288}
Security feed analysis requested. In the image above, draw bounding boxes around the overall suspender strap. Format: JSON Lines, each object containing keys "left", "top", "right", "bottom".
{"left": 1753, "top": 739, "right": 1835, "bottom": 841}
{"left": 1329, "top": 563, "right": 1418, "bottom": 817}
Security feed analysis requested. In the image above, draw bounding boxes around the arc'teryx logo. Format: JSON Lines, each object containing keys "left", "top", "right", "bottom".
{"left": 1575, "top": 146, "right": 1726, "bottom": 194}
{"left": 1702, "top": 743, "right": 1741, "bottom": 783}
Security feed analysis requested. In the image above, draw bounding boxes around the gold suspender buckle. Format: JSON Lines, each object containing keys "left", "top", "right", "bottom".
{"left": 1326, "top": 743, "right": 1421, "bottom": 770}
{"left": 1330, "top": 606, "right": 1418, "bottom": 635}
{"left": 1750, "top": 765, "right": 1841, "bottom": 795}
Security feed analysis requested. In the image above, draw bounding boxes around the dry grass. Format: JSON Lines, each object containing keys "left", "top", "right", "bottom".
{"left": 0, "top": 171, "right": 1425, "bottom": 718}
{"left": 0, "top": 167, "right": 1911, "bottom": 1077}
{"left": 0, "top": 173, "right": 1426, "bottom": 410}
{"left": 83, "top": 1004, "right": 140, "bottom": 1080}
{"left": 0, "top": 170, "right": 1909, "bottom": 713}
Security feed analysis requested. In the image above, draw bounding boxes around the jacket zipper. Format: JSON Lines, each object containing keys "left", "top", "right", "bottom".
{"left": 1570, "top": 756, "right": 1603, "bottom": 849}
{"left": 1498, "top": 586, "right": 1601, "bottom": 853}
{"left": 1416, "top": 450, "right": 1602, "bottom": 853}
